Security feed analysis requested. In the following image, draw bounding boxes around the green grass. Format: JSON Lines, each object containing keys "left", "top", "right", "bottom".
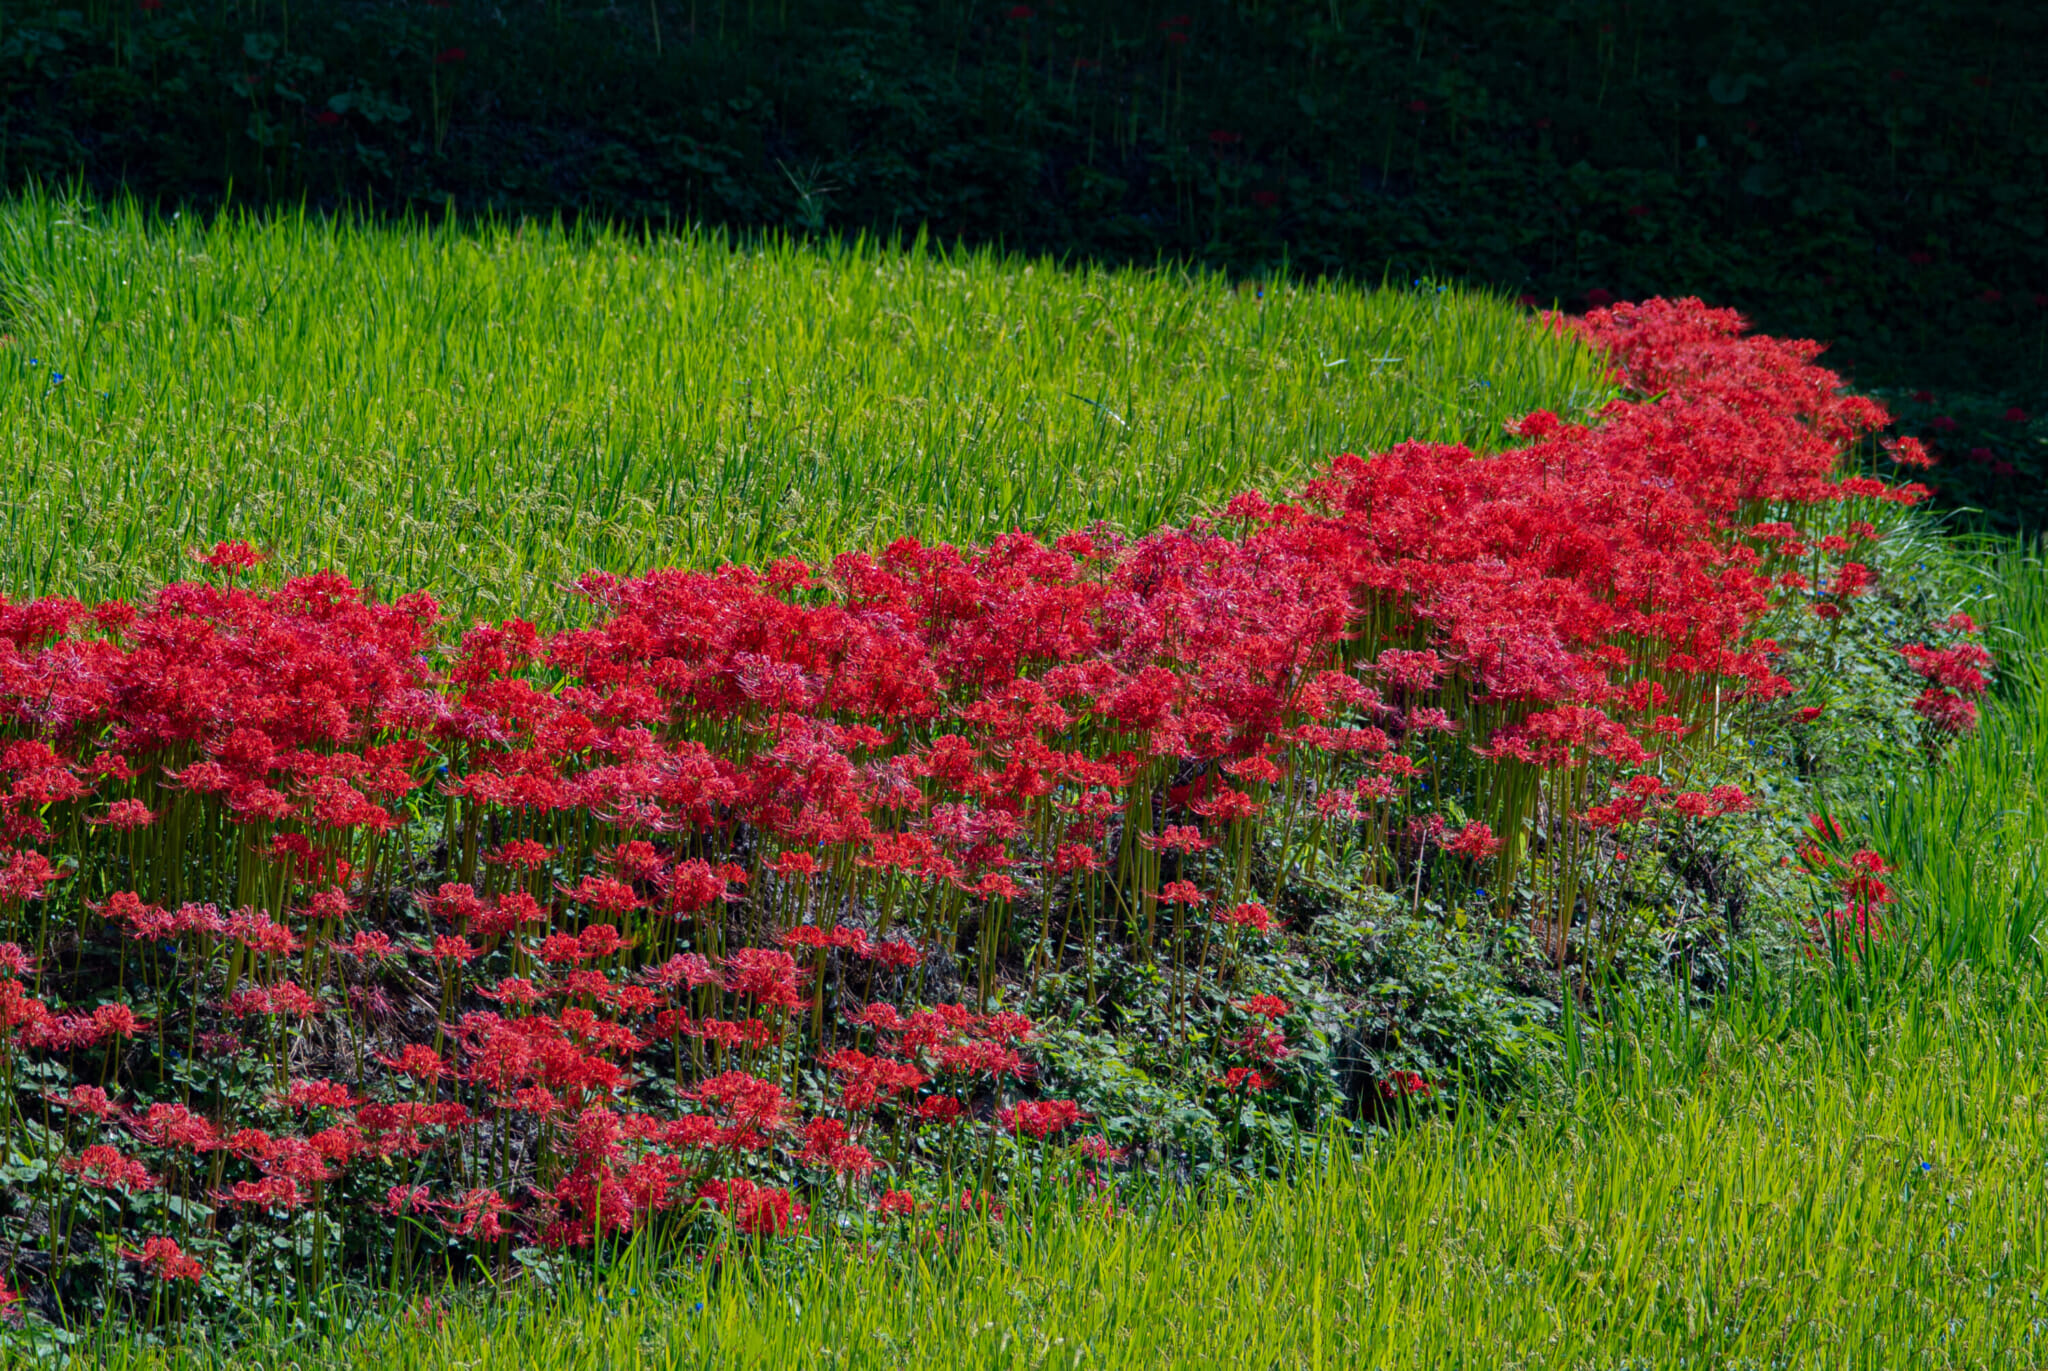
{"left": 1853, "top": 537, "right": 2048, "bottom": 981}
{"left": 0, "top": 191, "right": 1610, "bottom": 619}
{"left": 59, "top": 989, "right": 2048, "bottom": 1369}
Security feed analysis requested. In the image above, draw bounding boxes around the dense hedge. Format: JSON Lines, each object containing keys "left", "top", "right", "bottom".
{"left": 1, "top": 1, "right": 2042, "bottom": 399}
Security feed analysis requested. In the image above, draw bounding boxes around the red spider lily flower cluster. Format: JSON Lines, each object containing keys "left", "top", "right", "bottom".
{"left": 0, "top": 298, "right": 1963, "bottom": 1321}
{"left": 122, "top": 1236, "right": 205, "bottom": 1284}
{"left": 1380, "top": 1070, "right": 1433, "bottom": 1099}
{"left": 1900, "top": 617, "right": 1991, "bottom": 736}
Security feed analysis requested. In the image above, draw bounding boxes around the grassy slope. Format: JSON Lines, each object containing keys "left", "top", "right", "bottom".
{"left": 0, "top": 192, "right": 1610, "bottom": 620}
{"left": 61, "top": 551, "right": 2048, "bottom": 1371}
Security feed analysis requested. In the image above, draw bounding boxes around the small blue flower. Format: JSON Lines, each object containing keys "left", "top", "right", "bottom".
{"left": 1919, "top": 1161, "right": 1934, "bottom": 1172}
{"left": 50, "top": 372, "right": 64, "bottom": 384}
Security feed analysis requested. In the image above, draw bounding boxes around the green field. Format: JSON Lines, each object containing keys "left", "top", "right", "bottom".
{"left": 0, "top": 192, "right": 1609, "bottom": 617}
{"left": 5, "top": 198, "right": 2039, "bottom": 1369}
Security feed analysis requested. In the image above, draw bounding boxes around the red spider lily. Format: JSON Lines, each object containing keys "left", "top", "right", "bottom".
{"left": 916, "top": 1095, "right": 968, "bottom": 1125}
{"left": 1220, "top": 1066, "right": 1272, "bottom": 1092}
{"left": 216, "top": 1176, "right": 307, "bottom": 1212}
{"left": 121, "top": 1236, "right": 204, "bottom": 1283}
{"left": 1076, "top": 1134, "right": 1126, "bottom": 1164}
{"left": 63, "top": 1145, "right": 157, "bottom": 1193}
{"left": 423, "top": 933, "right": 482, "bottom": 965}
{"left": 998, "top": 1098, "right": 1085, "bottom": 1139}
{"left": 487, "top": 838, "right": 553, "bottom": 870}
{"left": 567, "top": 874, "right": 643, "bottom": 915}
{"left": 1446, "top": 822, "right": 1499, "bottom": 859}
{"left": 720, "top": 947, "right": 805, "bottom": 1010}
{"left": 798, "top": 1119, "right": 879, "bottom": 1175}
{"left": 875, "top": 1189, "right": 916, "bottom": 1218}
{"left": 130, "top": 1103, "right": 219, "bottom": 1152}
{"left": 1217, "top": 902, "right": 1273, "bottom": 933}
{"left": 699, "top": 1177, "right": 806, "bottom": 1235}
{"left": 1235, "top": 994, "right": 1289, "bottom": 1019}
{"left": 1227, "top": 1026, "right": 1292, "bottom": 1063}
{"left": 695, "top": 1071, "right": 794, "bottom": 1143}
{"left": 197, "top": 540, "right": 265, "bottom": 573}
{"left": 823, "top": 1048, "right": 928, "bottom": 1112}
{"left": 378, "top": 1183, "right": 435, "bottom": 1217}
{"left": 377, "top": 1045, "right": 448, "bottom": 1080}
{"left": 1902, "top": 642, "right": 1992, "bottom": 694}
{"left": 343, "top": 930, "right": 399, "bottom": 960}
{"left": 1141, "top": 824, "right": 1212, "bottom": 853}
{"left": 442, "top": 1187, "right": 515, "bottom": 1241}
{"left": 89, "top": 798, "right": 155, "bottom": 829}
{"left": 282, "top": 1078, "right": 361, "bottom": 1112}
{"left": 1380, "top": 1070, "right": 1433, "bottom": 1099}
{"left": 89, "top": 1002, "right": 147, "bottom": 1038}
{"left": 0, "top": 851, "right": 65, "bottom": 904}
{"left": 862, "top": 936, "right": 924, "bottom": 968}
{"left": 1913, "top": 688, "right": 1979, "bottom": 734}
{"left": 50, "top": 1084, "right": 122, "bottom": 1120}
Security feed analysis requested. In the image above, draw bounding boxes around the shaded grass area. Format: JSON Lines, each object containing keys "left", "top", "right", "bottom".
{"left": 46, "top": 550, "right": 2048, "bottom": 1368}
{"left": 0, "top": 192, "right": 1610, "bottom": 620}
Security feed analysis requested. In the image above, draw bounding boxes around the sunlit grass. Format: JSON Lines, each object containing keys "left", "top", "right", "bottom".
{"left": 0, "top": 190, "right": 1610, "bottom": 619}
{"left": 63, "top": 979, "right": 2048, "bottom": 1370}
{"left": 1853, "top": 537, "right": 2048, "bottom": 981}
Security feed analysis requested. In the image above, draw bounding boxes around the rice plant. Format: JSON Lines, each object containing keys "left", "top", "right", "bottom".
{"left": 0, "top": 190, "right": 1611, "bottom": 619}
